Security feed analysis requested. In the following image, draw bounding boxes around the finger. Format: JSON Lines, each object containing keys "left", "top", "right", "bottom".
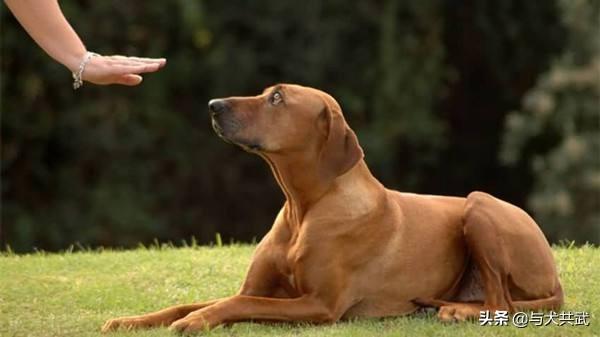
{"left": 106, "top": 58, "right": 153, "bottom": 67}
{"left": 126, "top": 57, "right": 167, "bottom": 65}
{"left": 112, "top": 63, "right": 161, "bottom": 75}
{"left": 107, "top": 56, "right": 166, "bottom": 66}
{"left": 109, "top": 60, "right": 165, "bottom": 71}
{"left": 116, "top": 74, "right": 143, "bottom": 86}
{"left": 120, "top": 58, "right": 166, "bottom": 69}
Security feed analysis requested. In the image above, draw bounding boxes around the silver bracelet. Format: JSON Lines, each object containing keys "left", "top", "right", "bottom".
{"left": 72, "top": 51, "right": 99, "bottom": 90}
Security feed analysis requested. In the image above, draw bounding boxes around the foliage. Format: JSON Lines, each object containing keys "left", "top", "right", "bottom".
{"left": 1, "top": 245, "right": 598, "bottom": 337}
{"left": 500, "top": 0, "right": 600, "bottom": 244}
{"left": 1, "top": 1, "right": 571, "bottom": 252}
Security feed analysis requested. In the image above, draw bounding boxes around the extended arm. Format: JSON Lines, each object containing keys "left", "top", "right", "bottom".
{"left": 5, "top": 0, "right": 166, "bottom": 86}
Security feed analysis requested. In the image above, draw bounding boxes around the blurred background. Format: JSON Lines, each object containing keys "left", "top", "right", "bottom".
{"left": 1, "top": 0, "right": 598, "bottom": 253}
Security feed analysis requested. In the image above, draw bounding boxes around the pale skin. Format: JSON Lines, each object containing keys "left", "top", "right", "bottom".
{"left": 4, "top": 0, "right": 166, "bottom": 86}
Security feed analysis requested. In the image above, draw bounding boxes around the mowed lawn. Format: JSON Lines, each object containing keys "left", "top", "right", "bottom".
{"left": 1, "top": 244, "right": 598, "bottom": 337}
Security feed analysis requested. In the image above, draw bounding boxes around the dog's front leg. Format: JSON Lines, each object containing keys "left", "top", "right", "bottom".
{"left": 101, "top": 298, "right": 225, "bottom": 332}
{"left": 169, "top": 295, "right": 338, "bottom": 333}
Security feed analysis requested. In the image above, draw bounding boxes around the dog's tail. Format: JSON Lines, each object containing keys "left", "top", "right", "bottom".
{"left": 412, "top": 280, "right": 564, "bottom": 312}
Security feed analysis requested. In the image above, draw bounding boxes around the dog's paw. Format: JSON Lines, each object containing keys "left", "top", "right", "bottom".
{"left": 101, "top": 316, "right": 146, "bottom": 333}
{"left": 169, "top": 315, "right": 210, "bottom": 334}
{"left": 437, "top": 304, "right": 480, "bottom": 322}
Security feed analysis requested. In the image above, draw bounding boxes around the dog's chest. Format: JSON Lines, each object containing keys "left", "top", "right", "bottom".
{"left": 269, "top": 218, "right": 324, "bottom": 294}
{"left": 271, "top": 232, "right": 305, "bottom": 292}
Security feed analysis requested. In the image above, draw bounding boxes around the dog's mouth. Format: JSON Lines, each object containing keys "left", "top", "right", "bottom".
{"left": 240, "top": 143, "right": 263, "bottom": 152}
{"left": 211, "top": 118, "right": 232, "bottom": 144}
{"left": 211, "top": 117, "right": 262, "bottom": 152}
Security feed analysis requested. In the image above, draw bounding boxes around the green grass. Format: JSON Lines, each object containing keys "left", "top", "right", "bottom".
{"left": 1, "top": 244, "right": 598, "bottom": 337}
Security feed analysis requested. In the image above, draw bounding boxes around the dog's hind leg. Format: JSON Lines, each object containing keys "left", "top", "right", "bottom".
{"left": 415, "top": 192, "right": 562, "bottom": 322}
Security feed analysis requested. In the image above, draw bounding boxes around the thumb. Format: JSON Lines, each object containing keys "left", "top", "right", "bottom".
{"left": 117, "top": 74, "right": 143, "bottom": 86}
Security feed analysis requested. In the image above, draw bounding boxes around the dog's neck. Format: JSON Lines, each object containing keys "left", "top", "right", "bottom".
{"left": 261, "top": 152, "right": 383, "bottom": 227}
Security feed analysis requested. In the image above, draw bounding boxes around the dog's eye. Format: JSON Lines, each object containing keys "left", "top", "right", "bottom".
{"left": 270, "top": 91, "right": 283, "bottom": 105}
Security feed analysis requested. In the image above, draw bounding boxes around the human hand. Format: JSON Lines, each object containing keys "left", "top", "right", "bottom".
{"left": 81, "top": 55, "right": 166, "bottom": 86}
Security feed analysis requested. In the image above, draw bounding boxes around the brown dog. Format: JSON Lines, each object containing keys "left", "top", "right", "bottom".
{"left": 102, "top": 84, "right": 562, "bottom": 333}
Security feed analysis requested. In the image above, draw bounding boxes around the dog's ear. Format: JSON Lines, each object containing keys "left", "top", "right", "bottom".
{"left": 318, "top": 99, "right": 364, "bottom": 180}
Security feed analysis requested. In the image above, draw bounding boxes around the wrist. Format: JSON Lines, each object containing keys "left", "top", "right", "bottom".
{"left": 72, "top": 51, "right": 99, "bottom": 90}
{"left": 63, "top": 48, "right": 88, "bottom": 73}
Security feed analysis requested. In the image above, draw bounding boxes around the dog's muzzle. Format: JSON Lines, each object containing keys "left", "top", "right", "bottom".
{"left": 208, "top": 99, "right": 230, "bottom": 139}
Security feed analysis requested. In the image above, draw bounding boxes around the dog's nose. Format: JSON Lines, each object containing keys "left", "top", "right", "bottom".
{"left": 208, "top": 99, "right": 227, "bottom": 115}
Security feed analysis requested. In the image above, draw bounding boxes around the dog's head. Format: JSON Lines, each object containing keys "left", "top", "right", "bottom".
{"left": 208, "top": 84, "right": 363, "bottom": 179}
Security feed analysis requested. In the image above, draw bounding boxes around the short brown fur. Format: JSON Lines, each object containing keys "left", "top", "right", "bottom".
{"left": 102, "top": 84, "right": 562, "bottom": 333}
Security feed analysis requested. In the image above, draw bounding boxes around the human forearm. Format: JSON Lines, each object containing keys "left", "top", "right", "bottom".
{"left": 5, "top": 0, "right": 166, "bottom": 87}
{"left": 5, "top": 0, "right": 86, "bottom": 72}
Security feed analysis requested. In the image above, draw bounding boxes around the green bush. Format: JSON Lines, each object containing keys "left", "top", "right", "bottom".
{"left": 1, "top": 1, "right": 573, "bottom": 252}
{"left": 501, "top": 0, "right": 600, "bottom": 244}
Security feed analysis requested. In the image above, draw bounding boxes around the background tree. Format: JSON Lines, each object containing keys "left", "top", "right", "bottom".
{"left": 2, "top": 0, "right": 579, "bottom": 252}
{"left": 501, "top": 0, "right": 600, "bottom": 244}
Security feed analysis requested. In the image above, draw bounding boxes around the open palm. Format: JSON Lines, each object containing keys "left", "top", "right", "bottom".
{"left": 82, "top": 55, "right": 166, "bottom": 86}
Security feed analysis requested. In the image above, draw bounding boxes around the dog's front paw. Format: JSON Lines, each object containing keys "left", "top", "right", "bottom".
{"left": 101, "top": 316, "right": 146, "bottom": 333}
{"left": 437, "top": 304, "right": 481, "bottom": 322}
{"left": 169, "top": 314, "right": 211, "bottom": 334}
